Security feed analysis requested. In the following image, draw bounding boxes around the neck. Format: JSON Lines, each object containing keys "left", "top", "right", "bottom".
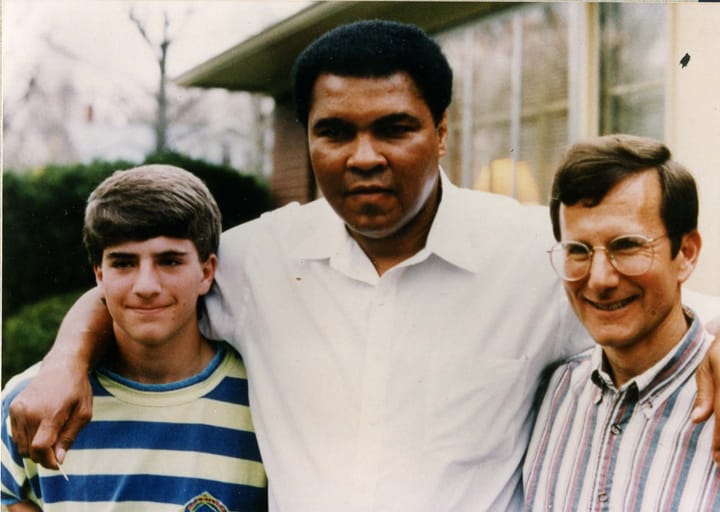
{"left": 106, "top": 325, "right": 216, "bottom": 384}
{"left": 604, "top": 304, "right": 690, "bottom": 387}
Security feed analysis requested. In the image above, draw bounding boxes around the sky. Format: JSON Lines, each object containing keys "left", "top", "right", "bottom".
{"left": 2, "top": 0, "right": 312, "bottom": 111}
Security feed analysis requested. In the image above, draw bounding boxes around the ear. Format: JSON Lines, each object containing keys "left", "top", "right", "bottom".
{"left": 198, "top": 254, "right": 218, "bottom": 296}
{"left": 93, "top": 264, "right": 104, "bottom": 287}
{"left": 676, "top": 230, "right": 702, "bottom": 283}
{"left": 437, "top": 111, "right": 448, "bottom": 157}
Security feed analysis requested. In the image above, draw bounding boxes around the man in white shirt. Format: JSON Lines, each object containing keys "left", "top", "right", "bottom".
{"left": 8, "top": 20, "right": 720, "bottom": 512}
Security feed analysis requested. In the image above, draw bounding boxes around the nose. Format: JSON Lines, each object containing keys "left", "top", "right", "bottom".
{"left": 585, "top": 249, "right": 620, "bottom": 290}
{"left": 132, "top": 262, "right": 162, "bottom": 297}
{"left": 347, "top": 133, "right": 385, "bottom": 172}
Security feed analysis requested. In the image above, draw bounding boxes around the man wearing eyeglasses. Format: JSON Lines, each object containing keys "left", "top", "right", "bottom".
{"left": 523, "top": 134, "right": 719, "bottom": 510}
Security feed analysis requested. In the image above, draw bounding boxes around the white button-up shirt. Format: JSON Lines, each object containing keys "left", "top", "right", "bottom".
{"left": 202, "top": 174, "right": 595, "bottom": 511}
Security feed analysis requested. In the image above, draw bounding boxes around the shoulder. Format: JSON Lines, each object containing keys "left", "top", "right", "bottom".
{"left": 217, "top": 343, "right": 249, "bottom": 380}
{"left": 218, "top": 198, "right": 334, "bottom": 258}
{"left": 543, "top": 348, "right": 594, "bottom": 394}
{"left": 2, "top": 362, "right": 41, "bottom": 407}
{"left": 683, "top": 289, "right": 720, "bottom": 332}
{"left": 449, "top": 185, "right": 554, "bottom": 247}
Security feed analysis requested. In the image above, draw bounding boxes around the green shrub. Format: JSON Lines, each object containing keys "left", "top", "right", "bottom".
{"left": 143, "top": 151, "right": 273, "bottom": 230}
{"left": 2, "top": 154, "right": 271, "bottom": 318}
{"left": 2, "top": 291, "right": 85, "bottom": 387}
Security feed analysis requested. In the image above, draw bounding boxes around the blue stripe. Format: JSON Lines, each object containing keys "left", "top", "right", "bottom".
{"left": 40, "top": 473, "right": 267, "bottom": 510}
{"left": 1, "top": 464, "right": 23, "bottom": 502}
{"left": 634, "top": 392, "right": 679, "bottom": 510}
{"left": 89, "top": 374, "right": 113, "bottom": 396}
{"left": 203, "top": 375, "right": 249, "bottom": 404}
{"left": 567, "top": 386, "right": 600, "bottom": 503}
{"left": 72, "top": 421, "right": 262, "bottom": 461}
{"left": 669, "top": 422, "right": 703, "bottom": 510}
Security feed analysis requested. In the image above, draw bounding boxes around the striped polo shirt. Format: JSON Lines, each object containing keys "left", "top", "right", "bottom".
{"left": 2, "top": 344, "right": 267, "bottom": 511}
{"left": 523, "top": 310, "right": 720, "bottom": 511}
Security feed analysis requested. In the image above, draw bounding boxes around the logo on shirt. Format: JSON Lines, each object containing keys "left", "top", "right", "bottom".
{"left": 183, "top": 491, "right": 228, "bottom": 512}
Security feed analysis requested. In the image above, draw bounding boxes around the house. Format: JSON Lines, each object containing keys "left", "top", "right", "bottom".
{"left": 177, "top": 1, "right": 720, "bottom": 294}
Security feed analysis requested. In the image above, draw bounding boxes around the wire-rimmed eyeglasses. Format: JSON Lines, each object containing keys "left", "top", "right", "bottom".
{"left": 547, "top": 234, "right": 669, "bottom": 282}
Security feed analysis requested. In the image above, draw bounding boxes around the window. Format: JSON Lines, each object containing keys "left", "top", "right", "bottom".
{"left": 599, "top": 3, "right": 667, "bottom": 139}
{"left": 439, "top": 4, "right": 570, "bottom": 204}
{"left": 438, "top": 3, "right": 668, "bottom": 205}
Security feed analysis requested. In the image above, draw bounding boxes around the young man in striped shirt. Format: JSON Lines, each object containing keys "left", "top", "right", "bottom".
{"left": 523, "top": 134, "right": 719, "bottom": 510}
{"left": 1, "top": 165, "right": 267, "bottom": 511}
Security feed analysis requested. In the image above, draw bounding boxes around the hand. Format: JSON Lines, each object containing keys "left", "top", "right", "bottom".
{"left": 8, "top": 355, "right": 93, "bottom": 469}
{"left": 8, "top": 501, "right": 43, "bottom": 511}
{"left": 692, "top": 316, "right": 720, "bottom": 464}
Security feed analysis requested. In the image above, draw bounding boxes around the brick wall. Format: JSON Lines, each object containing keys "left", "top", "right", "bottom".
{"left": 270, "top": 99, "right": 316, "bottom": 206}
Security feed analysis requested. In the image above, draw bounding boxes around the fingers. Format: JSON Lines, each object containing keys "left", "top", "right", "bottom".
{"left": 692, "top": 358, "right": 713, "bottom": 423}
{"left": 54, "top": 395, "right": 93, "bottom": 464}
{"left": 714, "top": 393, "right": 720, "bottom": 466}
{"left": 29, "top": 420, "right": 66, "bottom": 469}
{"left": 693, "top": 337, "right": 720, "bottom": 465}
{"left": 8, "top": 400, "right": 31, "bottom": 458}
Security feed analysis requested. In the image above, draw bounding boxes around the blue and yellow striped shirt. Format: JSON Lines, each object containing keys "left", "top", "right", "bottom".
{"left": 2, "top": 344, "right": 267, "bottom": 511}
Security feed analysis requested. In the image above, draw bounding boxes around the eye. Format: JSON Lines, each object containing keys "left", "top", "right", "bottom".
{"left": 109, "top": 259, "right": 135, "bottom": 269}
{"left": 158, "top": 256, "right": 183, "bottom": 267}
{"left": 563, "top": 242, "right": 590, "bottom": 258}
{"left": 313, "top": 121, "right": 354, "bottom": 142}
{"left": 375, "top": 123, "right": 414, "bottom": 139}
{"left": 609, "top": 236, "right": 647, "bottom": 254}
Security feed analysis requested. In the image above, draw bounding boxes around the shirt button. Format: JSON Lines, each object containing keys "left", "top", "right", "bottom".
{"left": 598, "top": 491, "right": 608, "bottom": 502}
{"left": 610, "top": 424, "right": 622, "bottom": 435}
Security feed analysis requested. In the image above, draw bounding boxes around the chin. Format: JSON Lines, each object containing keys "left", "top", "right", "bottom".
{"left": 348, "top": 222, "right": 400, "bottom": 240}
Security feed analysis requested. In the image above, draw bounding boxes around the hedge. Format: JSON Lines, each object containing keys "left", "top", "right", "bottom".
{"left": 2, "top": 152, "right": 271, "bottom": 318}
{"left": 2, "top": 291, "right": 85, "bottom": 386}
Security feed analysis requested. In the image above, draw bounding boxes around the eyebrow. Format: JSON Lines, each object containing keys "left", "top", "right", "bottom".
{"left": 372, "top": 113, "right": 423, "bottom": 127}
{"left": 311, "top": 112, "right": 423, "bottom": 132}
{"left": 105, "top": 250, "right": 189, "bottom": 259}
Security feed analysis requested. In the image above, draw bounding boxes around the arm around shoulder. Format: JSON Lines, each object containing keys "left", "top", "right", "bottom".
{"left": 7, "top": 287, "right": 113, "bottom": 469}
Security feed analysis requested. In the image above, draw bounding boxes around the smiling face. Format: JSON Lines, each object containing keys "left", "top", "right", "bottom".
{"left": 94, "top": 236, "right": 216, "bottom": 350}
{"left": 307, "top": 72, "right": 448, "bottom": 245}
{"left": 559, "top": 170, "right": 700, "bottom": 369}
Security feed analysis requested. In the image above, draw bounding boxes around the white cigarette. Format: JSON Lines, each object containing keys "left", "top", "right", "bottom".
{"left": 56, "top": 462, "right": 69, "bottom": 481}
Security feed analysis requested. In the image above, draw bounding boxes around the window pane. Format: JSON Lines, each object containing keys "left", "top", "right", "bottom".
{"left": 600, "top": 3, "right": 667, "bottom": 139}
{"left": 438, "top": 4, "right": 569, "bottom": 204}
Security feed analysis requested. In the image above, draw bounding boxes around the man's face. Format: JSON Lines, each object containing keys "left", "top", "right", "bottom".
{"left": 559, "top": 170, "right": 698, "bottom": 358}
{"left": 94, "top": 236, "right": 216, "bottom": 349}
{"left": 307, "top": 72, "right": 447, "bottom": 242}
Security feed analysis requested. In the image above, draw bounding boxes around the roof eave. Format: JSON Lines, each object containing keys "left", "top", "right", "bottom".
{"left": 175, "top": 1, "right": 517, "bottom": 98}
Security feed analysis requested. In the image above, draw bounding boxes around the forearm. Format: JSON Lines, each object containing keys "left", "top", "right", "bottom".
{"left": 8, "top": 286, "right": 114, "bottom": 468}
{"left": 41, "top": 287, "right": 114, "bottom": 370}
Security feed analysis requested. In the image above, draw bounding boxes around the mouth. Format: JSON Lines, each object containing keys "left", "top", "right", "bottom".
{"left": 128, "top": 305, "right": 170, "bottom": 313}
{"left": 346, "top": 184, "right": 393, "bottom": 196}
{"left": 584, "top": 296, "right": 637, "bottom": 311}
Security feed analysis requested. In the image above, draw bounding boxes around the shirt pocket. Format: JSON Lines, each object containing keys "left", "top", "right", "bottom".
{"left": 424, "top": 356, "right": 529, "bottom": 461}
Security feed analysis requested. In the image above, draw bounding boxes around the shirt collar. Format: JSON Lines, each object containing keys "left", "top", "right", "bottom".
{"left": 290, "top": 170, "right": 482, "bottom": 275}
{"left": 590, "top": 307, "right": 709, "bottom": 409}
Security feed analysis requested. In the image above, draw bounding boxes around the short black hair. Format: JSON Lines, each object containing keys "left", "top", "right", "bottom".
{"left": 292, "top": 19, "right": 453, "bottom": 129}
{"left": 549, "top": 134, "right": 698, "bottom": 257}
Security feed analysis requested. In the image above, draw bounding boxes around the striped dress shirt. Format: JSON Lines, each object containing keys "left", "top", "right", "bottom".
{"left": 523, "top": 310, "right": 720, "bottom": 511}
